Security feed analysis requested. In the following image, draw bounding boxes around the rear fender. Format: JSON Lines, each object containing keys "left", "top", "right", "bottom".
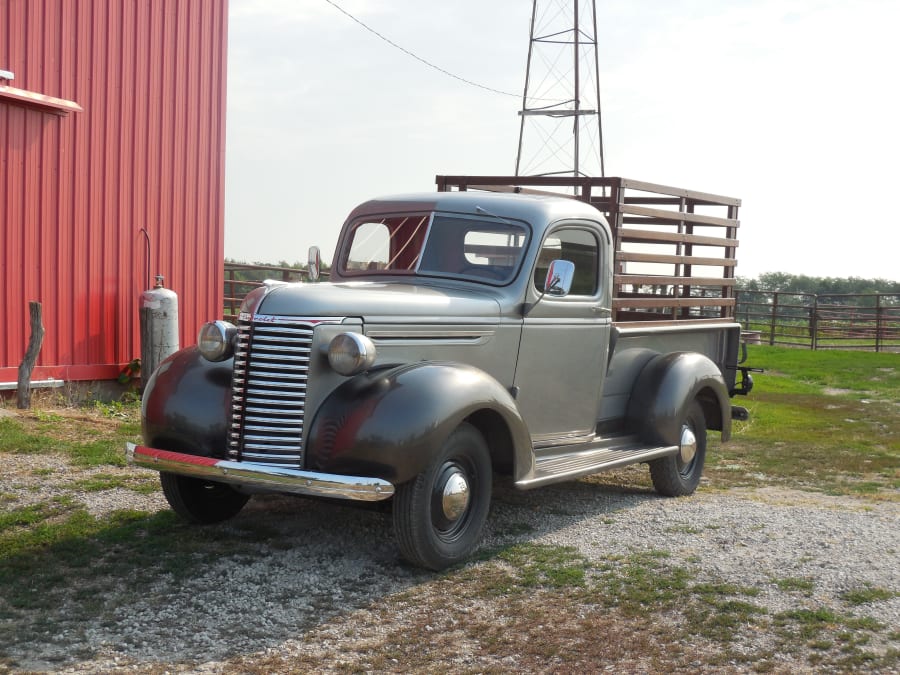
{"left": 625, "top": 351, "right": 731, "bottom": 445}
{"left": 305, "top": 362, "right": 533, "bottom": 485}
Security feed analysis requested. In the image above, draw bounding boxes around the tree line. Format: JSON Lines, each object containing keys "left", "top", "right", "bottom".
{"left": 736, "top": 273, "right": 900, "bottom": 297}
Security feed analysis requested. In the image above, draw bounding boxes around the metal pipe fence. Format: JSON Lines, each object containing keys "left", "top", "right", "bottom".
{"left": 735, "top": 291, "right": 900, "bottom": 352}
{"left": 223, "top": 262, "right": 328, "bottom": 321}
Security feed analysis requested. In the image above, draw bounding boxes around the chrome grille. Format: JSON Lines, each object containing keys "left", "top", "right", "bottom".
{"left": 229, "top": 318, "right": 314, "bottom": 468}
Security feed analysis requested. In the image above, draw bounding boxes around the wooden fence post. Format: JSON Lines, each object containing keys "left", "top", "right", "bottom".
{"left": 17, "top": 301, "right": 45, "bottom": 409}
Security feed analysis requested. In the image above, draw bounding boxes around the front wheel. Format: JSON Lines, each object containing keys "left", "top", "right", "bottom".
{"left": 649, "top": 401, "right": 707, "bottom": 497}
{"left": 393, "top": 423, "right": 492, "bottom": 570}
{"left": 160, "top": 472, "right": 250, "bottom": 524}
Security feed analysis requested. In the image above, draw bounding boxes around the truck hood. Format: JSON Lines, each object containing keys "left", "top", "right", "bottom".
{"left": 255, "top": 281, "right": 502, "bottom": 324}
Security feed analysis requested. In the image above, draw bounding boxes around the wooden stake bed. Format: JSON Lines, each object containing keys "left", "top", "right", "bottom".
{"left": 436, "top": 175, "right": 741, "bottom": 324}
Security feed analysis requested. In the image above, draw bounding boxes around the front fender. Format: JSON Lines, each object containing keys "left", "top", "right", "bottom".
{"left": 625, "top": 351, "right": 732, "bottom": 445}
{"left": 141, "top": 346, "right": 232, "bottom": 457}
{"left": 305, "top": 362, "right": 533, "bottom": 485}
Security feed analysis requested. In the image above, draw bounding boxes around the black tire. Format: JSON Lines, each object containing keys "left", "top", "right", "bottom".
{"left": 160, "top": 472, "right": 250, "bottom": 524}
{"left": 393, "top": 423, "right": 492, "bottom": 570}
{"left": 649, "top": 401, "right": 707, "bottom": 497}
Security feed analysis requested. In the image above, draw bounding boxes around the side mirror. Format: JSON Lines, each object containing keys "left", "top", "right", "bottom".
{"left": 308, "top": 246, "right": 322, "bottom": 282}
{"left": 544, "top": 259, "right": 575, "bottom": 297}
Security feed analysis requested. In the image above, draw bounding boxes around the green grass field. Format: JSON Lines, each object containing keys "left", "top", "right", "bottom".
{"left": 705, "top": 346, "right": 900, "bottom": 496}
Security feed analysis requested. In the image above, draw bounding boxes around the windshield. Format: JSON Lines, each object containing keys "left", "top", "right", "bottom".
{"left": 340, "top": 213, "right": 530, "bottom": 285}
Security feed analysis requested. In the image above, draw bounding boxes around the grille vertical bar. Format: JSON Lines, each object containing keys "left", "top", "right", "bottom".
{"left": 228, "top": 318, "right": 314, "bottom": 468}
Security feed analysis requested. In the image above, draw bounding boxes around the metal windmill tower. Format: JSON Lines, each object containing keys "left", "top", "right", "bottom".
{"left": 515, "top": 0, "right": 605, "bottom": 178}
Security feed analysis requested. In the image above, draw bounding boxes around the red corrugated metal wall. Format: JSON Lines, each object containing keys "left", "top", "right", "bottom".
{"left": 0, "top": 0, "right": 227, "bottom": 382}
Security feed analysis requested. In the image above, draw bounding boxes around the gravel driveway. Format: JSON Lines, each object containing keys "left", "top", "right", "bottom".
{"left": 2, "top": 453, "right": 899, "bottom": 673}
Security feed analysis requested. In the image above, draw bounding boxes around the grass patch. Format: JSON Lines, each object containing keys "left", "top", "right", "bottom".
{"left": 592, "top": 552, "right": 765, "bottom": 642}
{"left": 775, "top": 607, "right": 842, "bottom": 640}
{"left": 841, "top": 585, "right": 897, "bottom": 605}
{"left": 0, "top": 404, "right": 140, "bottom": 468}
{"left": 745, "top": 347, "right": 900, "bottom": 395}
{"left": 772, "top": 576, "right": 816, "bottom": 593}
{"left": 464, "top": 543, "right": 589, "bottom": 596}
{"left": 595, "top": 550, "right": 690, "bottom": 616}
{"left": 66, "top": 473, "right": 159, "bottom": 495}
{"left": 706, "top": 346, "right": 900, "bottom": 496}
{"left": 0, "top": 502, "right": 75, "bottom": 533}
{"left": 498, "top": 543, "right": 589, "bottom": 588}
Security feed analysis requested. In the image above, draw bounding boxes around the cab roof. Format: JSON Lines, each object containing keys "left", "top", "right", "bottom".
{"left": 344, "top": 191, "right": 609, "bottom": 233}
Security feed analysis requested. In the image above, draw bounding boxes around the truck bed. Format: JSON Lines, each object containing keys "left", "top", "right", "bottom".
{"left": 436, "top": 175, "right": 741, "bottom": 325}
{"left": 600, "top": 320, "right": 743, "bottom": 423}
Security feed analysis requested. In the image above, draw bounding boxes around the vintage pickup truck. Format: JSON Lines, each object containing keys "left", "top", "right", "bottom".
{"left": 127, "top": 175, "right": 754, "bottom": 570}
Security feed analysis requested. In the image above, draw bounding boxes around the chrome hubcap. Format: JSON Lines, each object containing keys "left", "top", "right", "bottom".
{"left": 441, "top": 469, "right": 471, "bottom": 521}
{"left": 679, "top": 426, "right": 697, "bottom": 463}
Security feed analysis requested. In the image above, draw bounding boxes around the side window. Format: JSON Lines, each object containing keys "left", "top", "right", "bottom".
{"left": 533, "top": 228, "right": 599, "bottom": 296}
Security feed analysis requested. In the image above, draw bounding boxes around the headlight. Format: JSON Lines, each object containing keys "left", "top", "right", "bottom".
{"left": 197, "top": 321, "right": 237, "bottom": 362}
{"left": 327, "top": 332, "right": 376, "bottom": 376}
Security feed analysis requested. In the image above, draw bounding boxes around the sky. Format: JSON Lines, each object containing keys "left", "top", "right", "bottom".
{"left": 224, "top": 0, "right": 900, "bottom": 281}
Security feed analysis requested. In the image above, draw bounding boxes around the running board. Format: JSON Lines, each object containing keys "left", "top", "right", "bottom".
{"left": 515, "top": 434, "right": 679, "bottom": 490}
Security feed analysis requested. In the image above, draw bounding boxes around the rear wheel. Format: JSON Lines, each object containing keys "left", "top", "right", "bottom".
{"left": 649, "top": 401, "right": 707, "bottom": 497}
{"left": 393, "top": 423, "right": 492, "bottom": 570}
{"left": 160, "top": 472, "right": 250, "bottom": 524}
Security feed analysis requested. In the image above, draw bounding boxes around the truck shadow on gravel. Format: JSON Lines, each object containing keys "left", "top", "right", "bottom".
{"left": 0, "top": 477, "right": 659, "bottom": 671}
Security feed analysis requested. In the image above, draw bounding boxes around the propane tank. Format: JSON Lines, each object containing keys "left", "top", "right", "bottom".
{"left": 140, "top": 274, "right": 179, "bottom": 385}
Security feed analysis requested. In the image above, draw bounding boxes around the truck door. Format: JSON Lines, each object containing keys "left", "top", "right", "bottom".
{"left": 513, "top": 224, "right": 611, "bottom": 446}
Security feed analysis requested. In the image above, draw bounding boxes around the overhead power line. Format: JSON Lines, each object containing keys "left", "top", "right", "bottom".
{"left": 323, "top": 0, "right": 522, "bottom": 98}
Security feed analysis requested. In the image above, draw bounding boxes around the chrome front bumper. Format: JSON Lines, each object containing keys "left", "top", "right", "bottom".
{"left": 125, "top": 443, "right": 395, "bottom": 502}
